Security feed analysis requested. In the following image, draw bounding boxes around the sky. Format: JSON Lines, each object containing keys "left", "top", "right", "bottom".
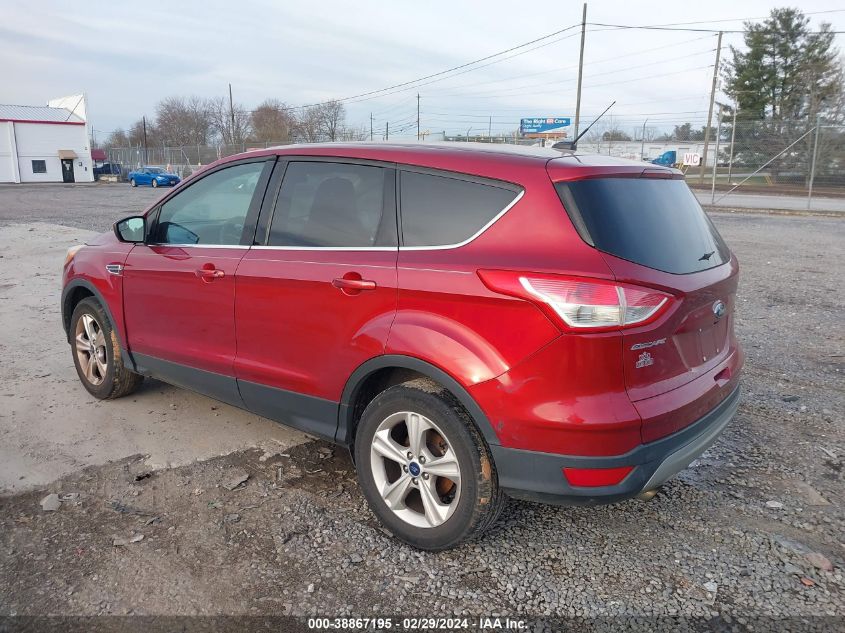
{"left": 1, "top": 0, "right": 843, "bottom": 141}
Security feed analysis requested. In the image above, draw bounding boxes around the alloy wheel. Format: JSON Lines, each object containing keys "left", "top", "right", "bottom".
{"left": 74, "top": 314, "right": 107, "bottom": 386}
{"left": 369, "top": 411, "right": 462, "bottom": 528}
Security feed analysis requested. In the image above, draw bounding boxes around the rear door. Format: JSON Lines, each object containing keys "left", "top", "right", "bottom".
{"left": 553, "top": 174, "right": 740, "bottom": 435}
{"left": 123, "top": 158, "right": 273, "bottom": 403}
{"left": 234, "top": 158, "right": 398, "bottom": 439}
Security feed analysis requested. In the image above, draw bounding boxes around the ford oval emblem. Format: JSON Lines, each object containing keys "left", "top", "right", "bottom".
{"left": 712, "top": 300, "right": 727, "bottom": 319}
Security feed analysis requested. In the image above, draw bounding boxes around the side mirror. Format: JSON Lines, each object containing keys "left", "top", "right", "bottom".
{"left": 114, "top": 216, "right": 146, "bottom": 243}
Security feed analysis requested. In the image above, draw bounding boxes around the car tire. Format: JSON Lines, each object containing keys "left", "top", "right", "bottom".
{"left": 70, "top": 297, "right": 143, "bottom": 400}
{"left": 354, "top": 378, "right": 505, "bottom": 550}
{"left": 130, "top": 179, "right": 137, "bottom": 187}
{"left": 151, "top": 179, "right": 158, "bottom": 188}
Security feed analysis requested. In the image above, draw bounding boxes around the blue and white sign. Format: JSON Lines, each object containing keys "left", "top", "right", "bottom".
{"left": 520, "top": 117, "right": 571, "bottom": 134}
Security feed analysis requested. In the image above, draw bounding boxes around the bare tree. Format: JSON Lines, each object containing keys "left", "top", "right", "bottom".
{"left": 296, "top": 105, "right": 323, "bottom": 142}
{"left": 317, "top": 100, "right": 345, "bottom": 141}
{"left": 296, "top": 100, "right": 347, "bottom": 142}
{"left": 209, "top": 96, "right": 251, "bottom": 146}
{"left": 104, "top": 128, "right": 129, "bottom": 149}
{"left": 155, "top": 96, "right": 213, "bottom": 146}
{"left": 250, "top": 99, "right": 296, "bottom": 144}
{"left": 602, "top": 129, "right": 632, "bottom": 142}
{"left": 639, "top": 126, "right": 657, "bottom": 142}
{"left": 128, "top": 119, "right": 159, "bottom": 148}
{"left": 338, "top": 124, "right": 369, "bottom": 141}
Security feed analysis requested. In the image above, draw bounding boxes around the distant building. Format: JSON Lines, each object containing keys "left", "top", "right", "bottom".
{"left": 575, "top": 140, "right": 715, "bottom": 165}
{"left": 0, "top": 94, "right": 94, "bottom": 184}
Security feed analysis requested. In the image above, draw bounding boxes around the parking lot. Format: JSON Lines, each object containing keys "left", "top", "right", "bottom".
{"left": 0, "top": 182, "right": 843, "bottom": 621}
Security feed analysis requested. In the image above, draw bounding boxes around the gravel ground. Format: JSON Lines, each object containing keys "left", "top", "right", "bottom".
{"left": 0, "top": 183, "right": 166, "bottom": 231}
{"left": 0, "top": 185, "right": 842, "bottom": 624}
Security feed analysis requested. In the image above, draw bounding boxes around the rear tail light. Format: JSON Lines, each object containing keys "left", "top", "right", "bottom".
{"left": 478, "top": 270, "right": 673, "bottom": 332}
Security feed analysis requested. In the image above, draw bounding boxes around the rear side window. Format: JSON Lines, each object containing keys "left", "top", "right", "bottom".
{"left": 268, "top": 161, "right": 395, "bottom": 247}
{"left": 555, "top": 178, "right": 730, "bottom": 274}
{"left": 400, "top": 171, "right": 520, "bottom": 247}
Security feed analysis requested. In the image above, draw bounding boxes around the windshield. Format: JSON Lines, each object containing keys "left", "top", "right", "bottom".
{"left": 147, "top": 168, "right": 164, "bottom": 174}
{"left": 555, "top": 177, "right": 730, "bottom": 274}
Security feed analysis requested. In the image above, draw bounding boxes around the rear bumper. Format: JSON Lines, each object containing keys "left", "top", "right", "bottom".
{"left": 492, "top": 385, "right": 740, "bottom": 505}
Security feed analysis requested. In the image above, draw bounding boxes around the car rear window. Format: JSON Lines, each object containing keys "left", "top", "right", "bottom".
{"left": 555, "top": 177, "right": 730, "bottom": 274}
{"left": 400, "top": 171, "right": 520, "bottom": 247}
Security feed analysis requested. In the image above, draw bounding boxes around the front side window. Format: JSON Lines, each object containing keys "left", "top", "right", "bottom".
{"left": 268, "top": 161, "right": 394, "bottom": 247}
{"left": 152, "top": 161, "right": 265, "bottom": 245}
{"left": 32, "top": 160, "right": 46, "bottom": 174}
{"left": 399, "top": 171, "right": 520, "bottom": 247}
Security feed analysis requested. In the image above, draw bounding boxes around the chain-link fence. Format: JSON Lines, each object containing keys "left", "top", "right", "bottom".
{"left": 706, "top": 119, "right": 845, "bottom": 210}
{"left": 103, "top": 135, "right": 540, "bottom": 180}
{"left": 100, "top": 118, "right": 845, "bottom": 211}
{"left": 104, "top": 140, "right": 298, "bottom": 180}
{"left": 575, "top": 117, "right": 844, "bottom": 210}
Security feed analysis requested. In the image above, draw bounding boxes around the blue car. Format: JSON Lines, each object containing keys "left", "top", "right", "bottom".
{"left": 128, "top": 167, "right": 181, "bottom": 188}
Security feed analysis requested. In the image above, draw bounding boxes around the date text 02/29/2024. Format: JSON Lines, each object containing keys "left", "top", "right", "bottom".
{"left": 306, "top": 616, "right": 527, "bottom": 630}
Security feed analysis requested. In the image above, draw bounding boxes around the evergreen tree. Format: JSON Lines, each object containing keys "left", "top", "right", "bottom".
{"left": 722, "top": 8, "right": 843, "bottom": 180}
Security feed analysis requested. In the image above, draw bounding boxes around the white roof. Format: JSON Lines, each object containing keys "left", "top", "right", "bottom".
{"left": 0, "top": 104, "right": 84, "bottom": 124}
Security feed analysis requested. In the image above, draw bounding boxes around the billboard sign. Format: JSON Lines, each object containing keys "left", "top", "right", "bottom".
{"left": 520, "top": 117, "right": 571, "bottom": 135}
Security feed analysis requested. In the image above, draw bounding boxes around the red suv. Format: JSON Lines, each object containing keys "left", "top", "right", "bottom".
{"left": 62, "top": 143, "right": 742, "bottom": 550}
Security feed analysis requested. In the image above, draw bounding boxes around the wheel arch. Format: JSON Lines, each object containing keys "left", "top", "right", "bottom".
{"left": 337, "top": 355, "right": 500, "bottom": 449}
{"left": 62, "top": 279, "right": 135, "bottom": 370}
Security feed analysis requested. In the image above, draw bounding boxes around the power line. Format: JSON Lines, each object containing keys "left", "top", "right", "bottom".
{"left": 587, "top": 21, "right": 845, "bottom": 34}
{"left": 274, "top": 23, "right": 580, "bottom": 111}
{"left": 339, "top": 30, "right": 582, "bottom": 107}
{"left": 426, "top": 46, "right": 715, "bottom": 99}
{"left": 602, "top": 8, "right": 845, "bottom": 29}
{"left": 433, "top": 33, "right": 715, "bottom": 94}
{"left": 421, "top": 93, "right": 712, "bottom": 114}
{"left": 350, "top": 14, "right": 843, "bottom": 111}
{"left": 429, "top": 62, "right": 713, "bottom": 102}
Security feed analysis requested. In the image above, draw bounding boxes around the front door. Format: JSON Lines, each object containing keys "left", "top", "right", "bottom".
{"left": 122, "top": 159, "right": 272, "bottom": 405}
{"left": 234, "top": 159, "right": 398, "bottom": 439}
{"left": 61, "top": 159, "right": 75, "bottom": 183}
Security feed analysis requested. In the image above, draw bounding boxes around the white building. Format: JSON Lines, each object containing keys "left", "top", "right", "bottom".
{"left": 0, "top": 94, "right": 94, "bottom": 184}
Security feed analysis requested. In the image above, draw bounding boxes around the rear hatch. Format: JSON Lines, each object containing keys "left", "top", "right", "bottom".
{"left": 550, "top": 167, "right": 740, "bottom": 437}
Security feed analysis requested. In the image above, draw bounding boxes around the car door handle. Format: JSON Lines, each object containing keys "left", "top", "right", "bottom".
{"left": 195, "top": 267, "right": 225, "bottom": 281}
{"left": 332, "top": 277, "right": 377, "bottom": 292}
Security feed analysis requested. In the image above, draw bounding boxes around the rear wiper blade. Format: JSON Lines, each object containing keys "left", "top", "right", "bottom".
{"left": 698, "top": 251, "right": 715, "bottom": 261}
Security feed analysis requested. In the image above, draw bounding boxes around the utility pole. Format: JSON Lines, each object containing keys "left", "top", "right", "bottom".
{"left": 807, "top": 115, "right": 821, "bottom": 210}
{"left": 370, "top": 113, "right": 373, "bottom": 141}
{"left": 699, "top": 31, "right": 723, "bottom": 183}
{"left": 727, "top": 102, "right": 737, "bottom": 183}
{"left": 488, "top": 115, "right": 492, "bottom": 138}
{"left": 573, "top": 2, "right": 587, "bottom": 139}
{"left": 640, "top": 118, "right": 648, "bottom": 160}
{"left": 711, "top": 107, "right": 724, "bottom": 205}
{"left": 142, "top": 115, "right": 148, "bottom": 165}
{"left": 385, "top": 122, "right": 389, "bottom": 141}
{"left": 228, "top": 83, "right": 235, "bottom": 145}
{"left": 416, "top": 94, "right": 421, "bottom": 141}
